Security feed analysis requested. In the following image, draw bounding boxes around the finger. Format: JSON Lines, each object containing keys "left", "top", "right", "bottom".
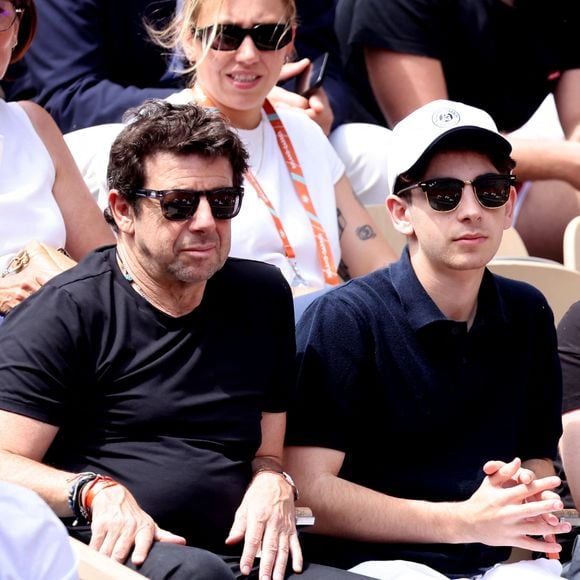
{"left": 156, "top": 528, "right": 187, "bottom": 545}
{"left": 515, "top": 468, "right": 535, "bottom": 485}
{"left": 482, "top": 460, "right": 505, "bottom": 475}
{"left": 278, "top": 58, "right": 310, "bottom": 81}
{"left": 544, "top": 533, "right": 560, "bottom": 560}
{"left": 271, "top": 536, "right": 290, "bottom": 580}
{"left": 257, "top": 528, "right": 282, "bottom": 580}
{"left": 289, "top": 532, "right": 303, "bottom": 573}
{"left": 514, "top": 534, "right": 563, "bottom": 555}
{"left": 517, "top": 497, "right": 564, "bottom": 521}
{"left": 225, "top": 510, "right": 248, "bottom": 546}
{"left": 238, "top": 521, "right": 265, "bottom": 576}
{"left": 130, "top": 524, "right": 157, "bottom": 565}
{"left": 101, "top": 526, "right": 133, "bottom": 562}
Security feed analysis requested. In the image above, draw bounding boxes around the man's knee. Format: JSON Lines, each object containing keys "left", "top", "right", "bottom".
{"left": 128, "top": 542, "right": 236, "bottom": 580}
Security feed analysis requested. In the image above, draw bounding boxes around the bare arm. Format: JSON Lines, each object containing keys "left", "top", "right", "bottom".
{"left": 17, "top": 101, "right": 115, "bottom": 261}
{"left": 0, "top": 410, "right": 74, "bottom": 515}
{"left": 364, "top": 48, "right": 447, "bottom": 127}
{"left": 561, "top": 410, "right": 580, "bottom": 508}
{"left": 335, "top": 175, "right": 398, "bottom": 280}
{"left": 554, "top": 69, "right": 580, "bottom": 142}
{"left": 0, "top": 409, "right": 184, "bottom": 564}
{"left": 227, "top": 412, "right": 302, "bottom": 580}
{"left": 284, "top": 445, "right": 569, "bottom": 554}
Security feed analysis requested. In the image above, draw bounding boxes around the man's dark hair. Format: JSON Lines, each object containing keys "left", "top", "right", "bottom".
{"left": 104, "top": 99, "right": 249, "bottom": 228}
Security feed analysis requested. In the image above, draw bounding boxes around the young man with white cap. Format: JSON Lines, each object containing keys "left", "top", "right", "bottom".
{"left": 283, "top": 99, "right": 568, "bottom": 579}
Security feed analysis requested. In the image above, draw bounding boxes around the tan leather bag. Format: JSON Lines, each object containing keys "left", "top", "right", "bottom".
{"left": 1, "top": 240, "right": 76, "bottom": 279}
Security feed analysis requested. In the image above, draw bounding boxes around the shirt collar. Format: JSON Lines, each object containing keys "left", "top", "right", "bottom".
{"left": 390, "top": 248, "right": 508, "bottom": 332}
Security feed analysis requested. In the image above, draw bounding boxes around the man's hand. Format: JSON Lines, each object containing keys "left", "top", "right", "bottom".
{"left": 89, "top": 484, "right": 186, "bottom": 565}
{"left": 225, "top": 471, "right": 303, "bottom": 580}
{"left": 457, "top": 457, "right": 570, "bottom": 554}
{"left": 268, "top": 59, "right": 334, "bottom": 135}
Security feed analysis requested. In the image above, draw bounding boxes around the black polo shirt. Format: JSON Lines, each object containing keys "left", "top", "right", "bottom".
{"left": 286, "top": 248, "right": 562, "bottom": 574}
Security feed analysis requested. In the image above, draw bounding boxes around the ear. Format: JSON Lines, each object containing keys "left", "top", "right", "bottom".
{"left": 386, "top": 195, "right": 414, "bottom": 236}
{"left": 108, "top": 190, "right": 136, "bottom": 235}
{"left": 502, "top": 185, "right": 517, "bottom": 230}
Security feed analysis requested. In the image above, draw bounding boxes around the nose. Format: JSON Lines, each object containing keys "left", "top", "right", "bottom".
{"left": 189, "top": 196, "right": 217, "bottom": 230}
{"left": 457, "top": 183, "right": 482, "bottom": 219}
{"left": 235, "top": 34, "right": 260, "bottom": 63}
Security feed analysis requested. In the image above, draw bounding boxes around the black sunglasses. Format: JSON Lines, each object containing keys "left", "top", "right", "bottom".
{"left": 195, "top": 23, "right": 293, "bottom": 51}
{"left": 135, "top": 187, "right": 244, "bottom": 221}
{"left": 395, "top": 174, "right": 516, "bottom": 212}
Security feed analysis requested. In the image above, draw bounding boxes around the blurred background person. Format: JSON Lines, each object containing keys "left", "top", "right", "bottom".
{"left": 334, "top": 0, "right": 580, "bottom": 262}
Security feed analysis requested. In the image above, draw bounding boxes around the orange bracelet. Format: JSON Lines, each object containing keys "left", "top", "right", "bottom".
{"left": 82, "top": 476, "right": 119, "bottom": 516}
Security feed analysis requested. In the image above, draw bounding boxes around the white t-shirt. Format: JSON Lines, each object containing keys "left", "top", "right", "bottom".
{"left": 65, "top": 92, "right": 345, "bottom": 289}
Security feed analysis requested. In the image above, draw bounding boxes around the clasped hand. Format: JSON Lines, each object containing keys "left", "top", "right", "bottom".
{"left": 459, "top": 457, "right": 571, "bottom": 554}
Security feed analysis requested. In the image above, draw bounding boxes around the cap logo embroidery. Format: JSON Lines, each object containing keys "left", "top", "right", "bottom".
{"left": 432, "top": 108, "right": 460, "bottom": 128}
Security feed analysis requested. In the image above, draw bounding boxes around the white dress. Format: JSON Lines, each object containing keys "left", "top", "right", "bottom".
{"left": 0, "top": 100, "right": 64, "bottom": 271}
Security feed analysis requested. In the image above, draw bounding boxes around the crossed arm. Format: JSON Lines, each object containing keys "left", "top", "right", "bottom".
{"left": 284, "top": 445, "right": 570, "bottom": 555}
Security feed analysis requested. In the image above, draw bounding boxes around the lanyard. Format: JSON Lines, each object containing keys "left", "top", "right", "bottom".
{"left": 193, "top": 88, "right": 339, "bottom": 288}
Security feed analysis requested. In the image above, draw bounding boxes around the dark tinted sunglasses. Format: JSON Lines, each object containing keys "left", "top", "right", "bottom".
{"left": 135, "top": 187, "right": 244, "bottom": 221}
{"left": 396, "top": 174, "right": 516, "bottom": 212}
{"left": 195, "top": 23, "right": 293, "bottom": 51}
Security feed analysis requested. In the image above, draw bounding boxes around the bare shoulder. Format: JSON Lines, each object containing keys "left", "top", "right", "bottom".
{"left": 15, "top": 100, "right": 62, "bottom": 141}
{"left": 15, "top": 101, "right": 74, "bottom": 171}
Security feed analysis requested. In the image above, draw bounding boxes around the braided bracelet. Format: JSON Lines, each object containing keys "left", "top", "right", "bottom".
{"left": 67, "top": 472, "right": 98, "bottom": 523}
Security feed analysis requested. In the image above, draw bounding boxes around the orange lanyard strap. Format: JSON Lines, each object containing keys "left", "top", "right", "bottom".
{"left": 193, "top": 88, "right": 339, "bottom": 287}
{"left": 261, "top": 99, "right": 339, "bottom": 286}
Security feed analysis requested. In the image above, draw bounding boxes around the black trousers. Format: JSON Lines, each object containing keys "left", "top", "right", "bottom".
{"left": 124, "top": 541, "right": 373, "bottom": 580}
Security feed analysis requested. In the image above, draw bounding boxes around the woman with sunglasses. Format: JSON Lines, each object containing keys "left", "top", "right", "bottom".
{"left": 0, "top": 0, "right": 114, "bottom": 317}
{"left": 146, "top": 0, "right": 397, "bottom": 305}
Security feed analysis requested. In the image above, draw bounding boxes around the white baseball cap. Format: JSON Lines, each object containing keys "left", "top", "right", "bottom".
{"left": 387, "top": 99, "right": 512, "bottom": 195}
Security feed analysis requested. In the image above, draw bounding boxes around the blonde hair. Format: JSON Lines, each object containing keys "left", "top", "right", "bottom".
{"left": 147, "top": 0, "right": 297, "bottom": 81}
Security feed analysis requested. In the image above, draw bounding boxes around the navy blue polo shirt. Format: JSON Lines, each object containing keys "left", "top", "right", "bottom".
{"left": 285, "top": 248, "right": 562, "bottom": 575}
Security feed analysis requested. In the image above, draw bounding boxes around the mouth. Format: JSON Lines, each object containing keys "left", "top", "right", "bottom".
{"left": 182, "top": 244, "right": 216, "bottom": 255}
{"left": 454, "top": 233, "right": 487, "bottom": 244}
{"left": 227, "top": 72, "right": 261, "bottom": 86}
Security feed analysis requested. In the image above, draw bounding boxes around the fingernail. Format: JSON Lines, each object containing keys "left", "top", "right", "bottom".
{"left": 241, "top": 565, "right": 250, "bottom": 575}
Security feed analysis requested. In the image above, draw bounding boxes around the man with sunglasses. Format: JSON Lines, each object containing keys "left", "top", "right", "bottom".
{"left": 284, "top": 100, "right": 568, "bottom": 579}
{"left": 0, "top": 99, "right": 366, "bottom": 580}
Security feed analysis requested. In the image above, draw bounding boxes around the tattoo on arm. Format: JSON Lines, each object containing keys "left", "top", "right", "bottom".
{"left": 337, "top": 208, "right": 376, "bottom": 241}
{"left": 337, "top": 208, "right": 346, "bottom": 239}
{"left": 356, "top": 225, "right": 377, "bottom": 240}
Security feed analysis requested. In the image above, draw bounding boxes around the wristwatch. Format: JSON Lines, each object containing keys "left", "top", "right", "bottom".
{"left": 254, "top": 468, "right": 299, "bottom": 501}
